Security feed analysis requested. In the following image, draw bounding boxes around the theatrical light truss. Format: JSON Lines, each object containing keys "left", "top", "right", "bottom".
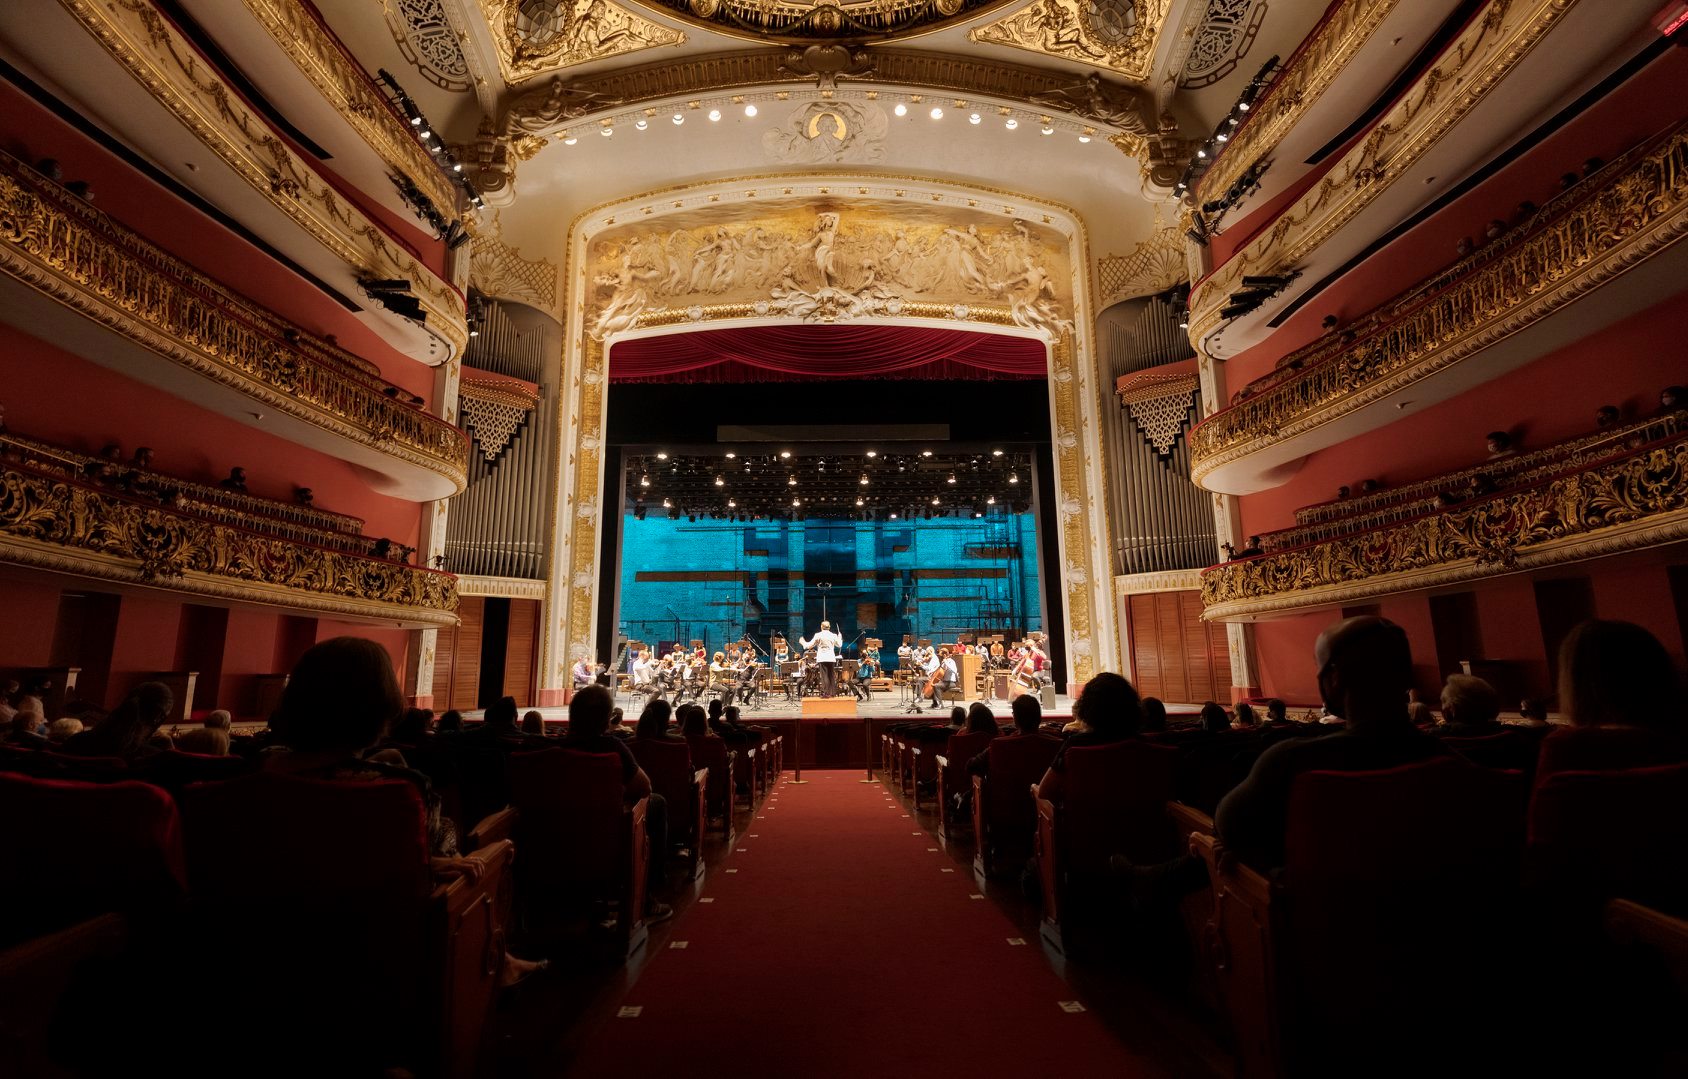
{"left": 375, "top": 68, "right": 484, "bottom": 220}
{"left": 358, "top": 276, "right": 425, "bottom": 323}
{"left": 1175, "top": 56, "right": 1281, "bottom": 207}
{"left": 623, "top": 448, "right": 1034, "bottom": 522}
{"left": 1219, "top": 270, "right": 1301, "bottom": 322}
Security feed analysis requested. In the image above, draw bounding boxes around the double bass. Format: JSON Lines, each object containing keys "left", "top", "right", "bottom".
{"left": 923, "top": 647, "right": 950, "bottom": 698}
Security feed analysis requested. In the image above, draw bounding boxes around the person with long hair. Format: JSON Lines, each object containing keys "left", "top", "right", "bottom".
{"left": 1034, "top": 671, "right": 1142, "bottom": 803}
{"left": 62, "top": 681, "right": 173, "bottom": 759}
{"left": 636, "top": 699, "right": 680, "bottom": 741}
{"left": 1557, "top": 619, "right": 1684, "bottom": 730}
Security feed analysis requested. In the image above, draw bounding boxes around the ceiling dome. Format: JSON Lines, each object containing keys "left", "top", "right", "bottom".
{"left": 621, "top": 0, "right": 1024, "bottom": 44}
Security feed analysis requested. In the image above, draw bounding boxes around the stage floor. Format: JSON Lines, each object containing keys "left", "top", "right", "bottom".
{"left": 465, "top": 689, "right": 1074, "bottom": 724}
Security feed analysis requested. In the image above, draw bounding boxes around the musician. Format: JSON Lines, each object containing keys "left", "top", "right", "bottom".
{"left": 859, "top": 644, "right": 881, "bottom": 682}
{"left": 990, "top": 640, "right": 1007, "bottom": 668}
{"left": 571, "top": 656, "right": 598, "bottom": 691}
{"left": 1024, "top": 637, "right": 1052, "bottom": 685}
{"left": 771, "top": 636, "right": 790, "bottom": 666}
{"left": 800, "top": 620, "right": 843, "bottom": 698}
{"left": 927, "top": 647, "right": 959, "bottom": 711}
{"left": 630, "top": 650, "right": 654, "bottom": 692}
{"left": 897, "top": 635, "right": 914, "bottom": 663}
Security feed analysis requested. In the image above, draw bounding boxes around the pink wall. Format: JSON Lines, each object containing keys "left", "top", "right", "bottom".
{"left": 105, "top": 594, "right": 183, "bottom": 705}
{"left": 218, "top": 608, "right": 280, "bottom": 718}
{"left": 0, "top": 570, "right": 66, "bottom": 668}
{"left": 0, "top": 81, "right": 437, "bottom": 405}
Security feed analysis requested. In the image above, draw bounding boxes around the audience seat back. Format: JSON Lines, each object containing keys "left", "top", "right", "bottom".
{"left": 507, "top": 748, "right": 631, "bottom": 895}
{"left": 1440, "top": 729, "right": 1539, "bottom": 774}
{"left": 942, "top": 730, "right": 995, "bottom": 786}
{"left": 1279, "top": 759, "right": 1526, "bottom": 1057}
{"left": 0, "top": 774, "right": 185, "bottom": 949}
{"left": 1179, "top": 731, "right": 1264, "bottom": 814}
{"left": 1527, "top": 762, "right": 1688, "bottom": 919}
{"left": 686, "top": 735, "right": 733, "bottom": 819}
{"left": 629, "top": 738, "right": 700, "bottom": 844}
{"left": 131, "top": 748, "right": 252, "bottom": 793}
{"left": 1537, "top": 725, "right": 1688, "bottom": 780}
{"left": 1062, "top": 739, "right": 1181, "bottom": 871}
{"left": 982, "top": 735, "right": 1060, "bottom": 838}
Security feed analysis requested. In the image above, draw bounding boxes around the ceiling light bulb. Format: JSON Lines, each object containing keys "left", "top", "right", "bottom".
{"left": 728, "top": 499, "right": 736, "bottom": 507}
{"left": 635, "top": 118, "right": 648, "bottom": 130}
{"left": 987, "top": 496, "right": 996, "bottom": 504}
{"left": 929, "top": 107, "right": 944, "bottom": 120}
{"left": 1040, "top": 125, "right": 1055, "bottom": 136}
{"left": 662, "top": 498, "right": 671, "bottom": 508}
{"left": 890, "top": 513, "right": 899, "bottom": 520}
{"left": 856, "top": 498, "right": 864, "bottom": 506}
{"left": 1009, "top": 473, "right": 1019, "bottom": 484}
{"left": 725, "top": 451, "right": 736, "bottom": 459}
{"left": 860, "top": 475, "right": 869, "bottom": 485}
{"left": 947, "top": 474, "right": 957, "bottom": 484}
{"left": 1216, "top": 133, "right": 1228, "bottom": 142}
{"left": 788, "top": 476, "right": 797, "bottom": 485}
{"left": 1004, "top": 118, "right": 1018, "bottom": 130}
{"left": 894, "top": 102, "right": 908, "bottom": 117}
{"left": 601, "top": 126, "right": 613, "bottom": 137}
{"left": 1078, "top": 135, "right": 1091, "bottom": 143}
{"left": 452, "top": 162, "right": 463, "bottom": 172}
{"left": 992, "top": 449, "right": 1004, "bottom": 456}
{"left": 865, "top": 450, "right": 877, "bottom": 457}
{"left": 1238, "top": 101, "right": 1250, "bottom": 112}
{"left": 563, "top": 136, "right": 577, "bottom": 145}
{"left": 708, "top": 108, "right": 722, "bottom": 122}
{"left": 419, "top": 128, "right": 431, "bottom": 139}
{"left": 1197, "top": 148, "right": 1207, "bottom": 158}
{"left": 673, "top": 113, "right": 684, "bottom": 125}
{"left": 779, "top": 450, "right": 791, "bottom": 459}
{"left": 714, "top": 476, "right": 724, "bottom": 486}
{"left": 410, "top": 116, "right": 422, "bottom": 126}
{"left": 792, "top": 498, "right": 801, "bottom": 507}
{"left": 639, "top": 475, "right": 649, "bottom": 487}
{"left": 656, "top": 452, "right": 668, "bottom": 460}
{"left": 932, "top": 497, "right": 940, "bottom": 505}
{"left": 744, "top": 103, "right": 758, "bottom": 117}
{"left": 968, "top": 113, "right": 981, "bottom": 125}
{"left": 921, "top": 450, "right": 933, "bottom": 457}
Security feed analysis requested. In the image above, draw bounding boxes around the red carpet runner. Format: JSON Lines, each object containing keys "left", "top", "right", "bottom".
{"left": 569, "top": 770, "right": 1169, "bottom": 1077}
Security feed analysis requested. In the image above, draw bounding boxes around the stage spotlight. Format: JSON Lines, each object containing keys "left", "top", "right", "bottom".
{"left": 987, "top": 495, "right": 996, "bottom": 504}
{"left": 1009, "top": 473, "right": 1019, "bottom": 484}
{"left": 859, "top": 474, "right": 869, "bottom": 485}
{"left": 890, "top": 512, "right": 899, "bottom": 519}
{"left": 947, "top": 474, "right": 957, "bottom": 484}
{"left": 725, "top": 451, "right": 736, "bottom": 458}
{"left": 921, "top": 450, "right": 933, "bottom": 457}
{"left": 856, "top": 497, "right": 864, "bottom": 506}
{"left": 865, "top": 449, "right": 877, "bottom": 457}
{"left": 779, "top": 450, "right": 791, "bottom": 459}
{"left": 931, "top": 496, "right": 940, "bottom": 505}
{"left": 639, "top": 475, "right": 649, "bottom": 487}
{"left": 656, "top": 452, "right": 669, "bottom": 460}
{"left": 714, "top": 475, "right": 724, "bottom": 486}
{"left": 788, "top": 475, "right": 797, "bottom": 486}
{"left": 992, "top": 449, "right": 1003, "bottom": 456}
{"left": 662, "top": 498, "right": 671, "bottom": 508}
{"left": 792, "top": 498, "right": 801, "bottom": 507}
{"left": 728, "top": 499, "right": 737, "bottom": 508}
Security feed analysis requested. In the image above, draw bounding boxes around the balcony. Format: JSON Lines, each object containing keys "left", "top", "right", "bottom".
{"left": 0, "top": 151, "right": 469, "bottom": 500}
{"left": 1190, "top": 119, "right": 1688, "bottom": 495}
{"left": 0, "top": 442, "right": 457, "bottom": 627}
{"left": 1200, "top": 425, "right": 1688, "bottom": 622}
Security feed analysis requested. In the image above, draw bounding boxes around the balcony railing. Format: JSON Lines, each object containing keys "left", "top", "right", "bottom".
{"left": 1189, "top": 119, "right": 1688, "bottom": 483}
{"left": 1200, "top": 428, "right": 1688, "bottom": 620}
{"left": 0, "top": 457, "right": 457, "bottom": 626}
{"left": 0, "top": 152, "right": 468, "bottom": 494}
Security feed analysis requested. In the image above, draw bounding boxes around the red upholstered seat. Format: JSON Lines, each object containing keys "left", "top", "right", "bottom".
{"left": 630, "top": 737, "right": 708, "bottom": 862}
{"left": 130, "top": 748, "right": 252, "bottom": 793}
{"left": 1060, "top": 738, "right": 1182, "bottom": 871}
{"left": 686, "top": 734, "right": 735, "bottom": 837}
{"left": 1441, "top": 729, "right": 1540, "bottom": 773}
{"left": 936, "top": 731, "right": 995, "bottom": 832}
{"left": 972, "top": 734, "right": 1059, "bottom": 876}
{"left": 1536, "top": 725, "right": 1688, "bottom": 780}
{"left": 0, "top": 774, "right": 185, "bottom": 949}
{"left": 1527, "top": 762, "right": 1688, "bottom": 919}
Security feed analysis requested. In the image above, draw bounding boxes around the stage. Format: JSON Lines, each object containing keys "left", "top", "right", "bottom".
{"left": 464, "top": 689, "right": 1075, "bottom": 770}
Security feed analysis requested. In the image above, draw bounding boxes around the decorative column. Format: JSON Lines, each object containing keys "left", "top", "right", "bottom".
{"left": 406, "top": 357, "right": 464, "bottom": 708}
{"left": 1194, "top": 343, "right": 1260, "bottom": 700}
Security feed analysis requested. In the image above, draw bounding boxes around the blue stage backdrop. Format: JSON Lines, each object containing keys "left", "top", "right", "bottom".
{"left": 616, "top": 513, "right": 1042, "bottom": 659}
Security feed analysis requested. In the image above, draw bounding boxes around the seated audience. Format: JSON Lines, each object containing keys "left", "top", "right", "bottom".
{"left": 1435, "top": 675, "right": 1504, "bottom": 738}
{"left": 636, "top": 699, "right": 682, "bottom": 741}
{"left": 968, "top": 694, "right": 1047, "bottom": 776}
{"left": 1034, "top": 671, "right": 1142, "bottom": 803}
{"left": 1215, "top": 617, "right": 1453, "bottom": 870}
{"left": 1199, "top": 701, "right": 1229, "bottom": 733}
{"left": 45, "top": 716, "right": 83, "bottom": 743}
{"left": 4, "top": 706, "right": 47, "bottom": 748}
{"left": 1558, "top": 619, "right": 1683, "bottom": 730}
{"left": 521, "top": 709, "right": 547, "bottom": 737}
{"left": 389, "top": 707, "right": 434, "bottom": 744}
{"left": 437, "top": 709, "right": 464, "bottom": 733}
{"left": 1232, "top": 702, "right": 1258, "bottom": 729}
{"left": 62, "top": 682, "right": 173, "bottom": 759}
{"left": 1140, "top": 696, "right": 1167, "bottom": 733}
{"left": 1515, "top": 698, "right": 1550, "bottom": 729}
{"left": 175, "top": 709, "right": 232, "bottom": 756}
{"left": 608, "top": 706, "right": 634, "bottom": 739}
{"left": 1407, "top": 688, "right": 1436, "bottom": 727}
{"left": 564, "top": 685, "right": 672, "bottom": 922}
{"left": 1264, "top": 698, "right": 1290, "bottom": 726}
{"left": 964, "top": 702, "right": 999, "bottom": 737}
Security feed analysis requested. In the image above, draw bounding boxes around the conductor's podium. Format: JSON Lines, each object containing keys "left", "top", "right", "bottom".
{"left": 799, "top": 696, "right": 859, "bottom": 718}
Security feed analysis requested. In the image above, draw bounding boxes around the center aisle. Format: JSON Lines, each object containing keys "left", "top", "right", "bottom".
{"left": 568, "top": 769, "right": 1173, "bottom": 1077}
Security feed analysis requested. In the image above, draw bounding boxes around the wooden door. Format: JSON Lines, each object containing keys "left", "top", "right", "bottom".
{"left": 1127, "top": 591, "right": 1231, "bottom": 704}
{"left": 501, "top": 599, "right": 539, "bottom": 706}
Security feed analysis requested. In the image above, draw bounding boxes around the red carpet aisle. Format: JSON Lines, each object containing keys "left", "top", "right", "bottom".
{"left": 568, "top": 770, "right": 1173, "bottom": 1077}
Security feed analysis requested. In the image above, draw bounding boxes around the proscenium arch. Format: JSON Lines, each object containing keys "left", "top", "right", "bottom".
{"left": 537, "top": 173, "right": 1120, "bottom": 700}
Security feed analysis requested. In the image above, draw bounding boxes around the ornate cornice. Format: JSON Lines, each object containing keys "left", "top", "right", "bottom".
{"left": 57, "top": 0, "right": 467, "bottom": 360}
{"left": 622, "top": 0, "right": 1015, "bottom": 45}
{"left": 969, "top": 0, "right": 1173, "bottom": 83}
{"left": 1097, "top": 224, "right": 1186, "bottom": 306}
{"left": 0, "top": 155, "right": 470, "bottom": 494}
{"left": 240, "top": 0, "right": 459, "bottom": 214}
{"left": 476, "top": 0, "right": 682, "bottom": 83}
{"left": 1201, "top": 434, "right": 1688, "bottom": 621}
{"left": 1187, "top": 0, "right": 1571, "bottom": 347}
{"left": 456, "top": 574, "right": 547, "bottom": 599}
{"left": 1115, "top": 567, "right": 1203, "bottom": 595}
{"left": 1189, "top": 119, "right": 1688, "bottom": 485}
{"left": 1191, "top": 0, "right": 1402, "bottom": 207}
{"left": 0, "top": 463, "right": 458, "bottom": 627}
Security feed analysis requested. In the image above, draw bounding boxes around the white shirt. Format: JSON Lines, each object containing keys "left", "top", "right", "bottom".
{"left": 897, "top": 644, "right": 913, "bottom": 659}
{"left": 572, "top": 660, "right": 594, "bottom": 686}
{"left": 941, "top": 657, "right": 958, "bottom": 684}
{"left": 631, "top": 657, "right": 653, "bottom": 685}
{"left": 920, "top": 649, "right": 939, "bottom": 674}
{"left": 802, "top": 629, "right": 841, "bottom": 663}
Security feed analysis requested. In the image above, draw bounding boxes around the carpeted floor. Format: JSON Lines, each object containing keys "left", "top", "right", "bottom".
{"left": 568, "top": 769, "right": 1176, "bottom": 1077}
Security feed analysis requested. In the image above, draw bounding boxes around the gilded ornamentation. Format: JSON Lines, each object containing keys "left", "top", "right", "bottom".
{"left": 244, "top": 0, "right": 458, "bottom": 214}
{"left": 586, "top": 202, "right": 1074, "bottom": 339}
{"left": 780, "top": 44, "right": 875, "bottom": 90}
{"left": 1191, "top": 0, "right": 1399, "bottom": 206}
{"left": 1118, "top": 372, "right": 1197, "bottom": 458}
{"left": 762, "top": 100, "right": 888, "bottom": 164}
{"left": 1097, "top": 224, "right": 1186, "bottom": 306}
{"left": 470, "top": 231, "right": 560, "bottom": 311}
{"left": 1188, "top": 0, "right": 1569, "bottom": 350}
{"left": 1026, "top": 71, "right": 1150, "bottom": 133}
{"left": 1114, "top": 567, "right": 1203, "bottom": 594}
{"left": 1202, "top": 435, "right": 1688, "bottom": 621}
{"left": 57, "top": 0, "right": 467, "bottom": 360}
{"left": 1179, "top": 0, "right": 1266, "bottom": 89}
{"left": 383, "top": 0, "right": 475, "bottom": 91}
{"left": 624, "top": 0, "right": 1018, "bottom": 44}
{"left": 0, "top": 464, "right": 458, "bottom": 626}
{"left": 459, "top": 378, "right": 540, "bottom": 460}
{"left": 0, "top": 155, "right": 469, "bottom": 493}
{"left": 477, "top": 0, "right": 682, "bottom": 83}
{"left": 1190, "top": 121, "right": 1688, "bottom": 483}
{"left": 970, "top": 0, "right": 1172, "bottom": 83}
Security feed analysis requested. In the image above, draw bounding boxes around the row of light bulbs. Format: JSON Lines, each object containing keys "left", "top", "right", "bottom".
{"left": 559, "top": 98, "right": 1094, "bottom": 145}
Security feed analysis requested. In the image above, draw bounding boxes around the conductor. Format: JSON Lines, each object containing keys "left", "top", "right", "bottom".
{"left": 800, "top": 620, "right": 843, "bottom": 698}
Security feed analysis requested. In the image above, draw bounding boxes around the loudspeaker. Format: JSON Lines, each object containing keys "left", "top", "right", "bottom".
{"left": 1039, "top": 684, "right": 1056, "bottom": 709}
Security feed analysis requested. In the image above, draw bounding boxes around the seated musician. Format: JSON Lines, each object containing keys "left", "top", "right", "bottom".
{"left": 630, "top": 649, "right": 654, "bottom": 692}
{"left": 771, "top": 636, "right": 790, "bottom": 666}
{"left": 858, "top": 644, "right": 880, "bottom": 682}
{"left": 990, "top": 640, "right": 1007, "bottom": 668}
{"left": 571, "top": 655, "right": 597, "bottom": 691}
{"left": 709, "top": 651, "right": 729, "bottom": 694}
{"left": 926, "top": 647, "right": 959, "bottom": 711}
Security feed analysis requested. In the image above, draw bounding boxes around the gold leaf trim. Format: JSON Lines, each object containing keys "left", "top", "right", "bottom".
{"left": 969, "top": 0, "right": 1173, "bottom": 83}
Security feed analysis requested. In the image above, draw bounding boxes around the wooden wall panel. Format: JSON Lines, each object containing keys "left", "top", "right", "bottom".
{"left": 1127, "top": 590, "right": 1232, "bottom": 705}
{"left": 450, "top": 597, "right": 485, "bottom": 712}
{"left": 501, "top": 599, "right": 538, "bottom": 706}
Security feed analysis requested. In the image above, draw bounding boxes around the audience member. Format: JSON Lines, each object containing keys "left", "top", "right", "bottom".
{"left": 964, "top": 702, "right": 1000, "bottom": 736}
{"left": 1557, "top": 619, "right": 1683, "bottom": 730}
{"left": 968, "top": 695, "right": 1045, "bottom": 777}
{"left": 521, "top": 710, "right": 546, "bottom": 737}
{"left": 437, "top": 710, "right": 464, "bottom": 733}
{"left": 1035, "top": 672, "right": 1142, "bottom": 803}
{"left": 1407, "top": 688, "right": 1435, "bottom": 727}
{"left": 1436, "top": 675, "right": 1503, "bottom": 738}
{"left": 45, "top": 716, "right": 83, "bottom": 743}
{"left": 608, "top": 707, "right": 634, "bottom": 739}
{"left": 1214, "top": 617, "right": 1453, "bottom": 870}
{"left": 1515, "top": 698, "right": 1550, "bottom": 729}
{"left": 62, "top": 682, "right": 173, "bottom": 759}
{"left": 1140, "top": 696, "right": 1167, "bottom": 733}
{"left": 176, "top": 709, "right": 232, "bottom": 755}
{"left": 4, "top": 707, "right": 47, "bottom": 748}
{"left": 1199, "top": 701, "right": 1229, "bottom": 733}
{"left": 564, "top": 685, "right": 672, "bottom": 922}
{"left": 390, "top": 707, "right": 434, "bottom": 744}
{"left": 1264, "top": 699, "right": 1289, "bottom": 726}
{"left": 636, "top": 700, "right": 680, "bottom": 741}
{"left": 1233, "top": 703, "right": 1258, "bottom": 729}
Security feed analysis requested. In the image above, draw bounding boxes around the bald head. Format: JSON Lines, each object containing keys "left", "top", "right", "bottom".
{"left": 1314, "top": 616, "right": 1413, "bottom": 724}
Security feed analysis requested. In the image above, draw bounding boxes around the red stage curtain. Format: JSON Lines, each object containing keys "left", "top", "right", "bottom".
{"left": 608, "top": 324, "right": 1047, "bottom": 383}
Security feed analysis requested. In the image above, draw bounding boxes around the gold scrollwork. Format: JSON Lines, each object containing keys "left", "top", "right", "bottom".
{"left": 1201, "top": 434, "right": 1688, "bottom": 620}
{"left": 0, "top": 463, "right": 458, "bottom": 624}
{"left": 969, "top": 0, "right": 1172, "bottom": 83}
{"left": 478, "top": 0, "right": 682, "bottom": 83}
{"left": 1189, "top": 119, "right": 1688, "bottom": 482}
{"left": 0, "top": 154, "right": 470, "bottom": 492}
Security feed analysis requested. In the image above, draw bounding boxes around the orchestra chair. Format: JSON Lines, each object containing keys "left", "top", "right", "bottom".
{"left": 686, "top": 735, "right": 736, "bottom": 843}
{"left": 629, "top": 739, "right": 709, "bottom": 881}
{"left": 507, "top": 748, "right": 650, "bottom": 959}
{"left": 934, "top": 731, "right": 995, "bottom": 837}
{"left": 971, "top": 735, "right": 1060, "bottom": 879}
{"left": 1535, "top": 725, "right": 1688, "bottom": 781}
{"left": 1034, "top": 739, "right": 1179, "bottom": 953}
{"left": 1188, "top": 759, "right": 1526, "bottom": 1078}
{"left": 179, "top": 771, "right": 514, "bottom": 1079}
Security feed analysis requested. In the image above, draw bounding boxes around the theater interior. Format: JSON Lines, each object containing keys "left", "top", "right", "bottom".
{"left": 2, "top": 0, "right": 1687, "bottom": 1075}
